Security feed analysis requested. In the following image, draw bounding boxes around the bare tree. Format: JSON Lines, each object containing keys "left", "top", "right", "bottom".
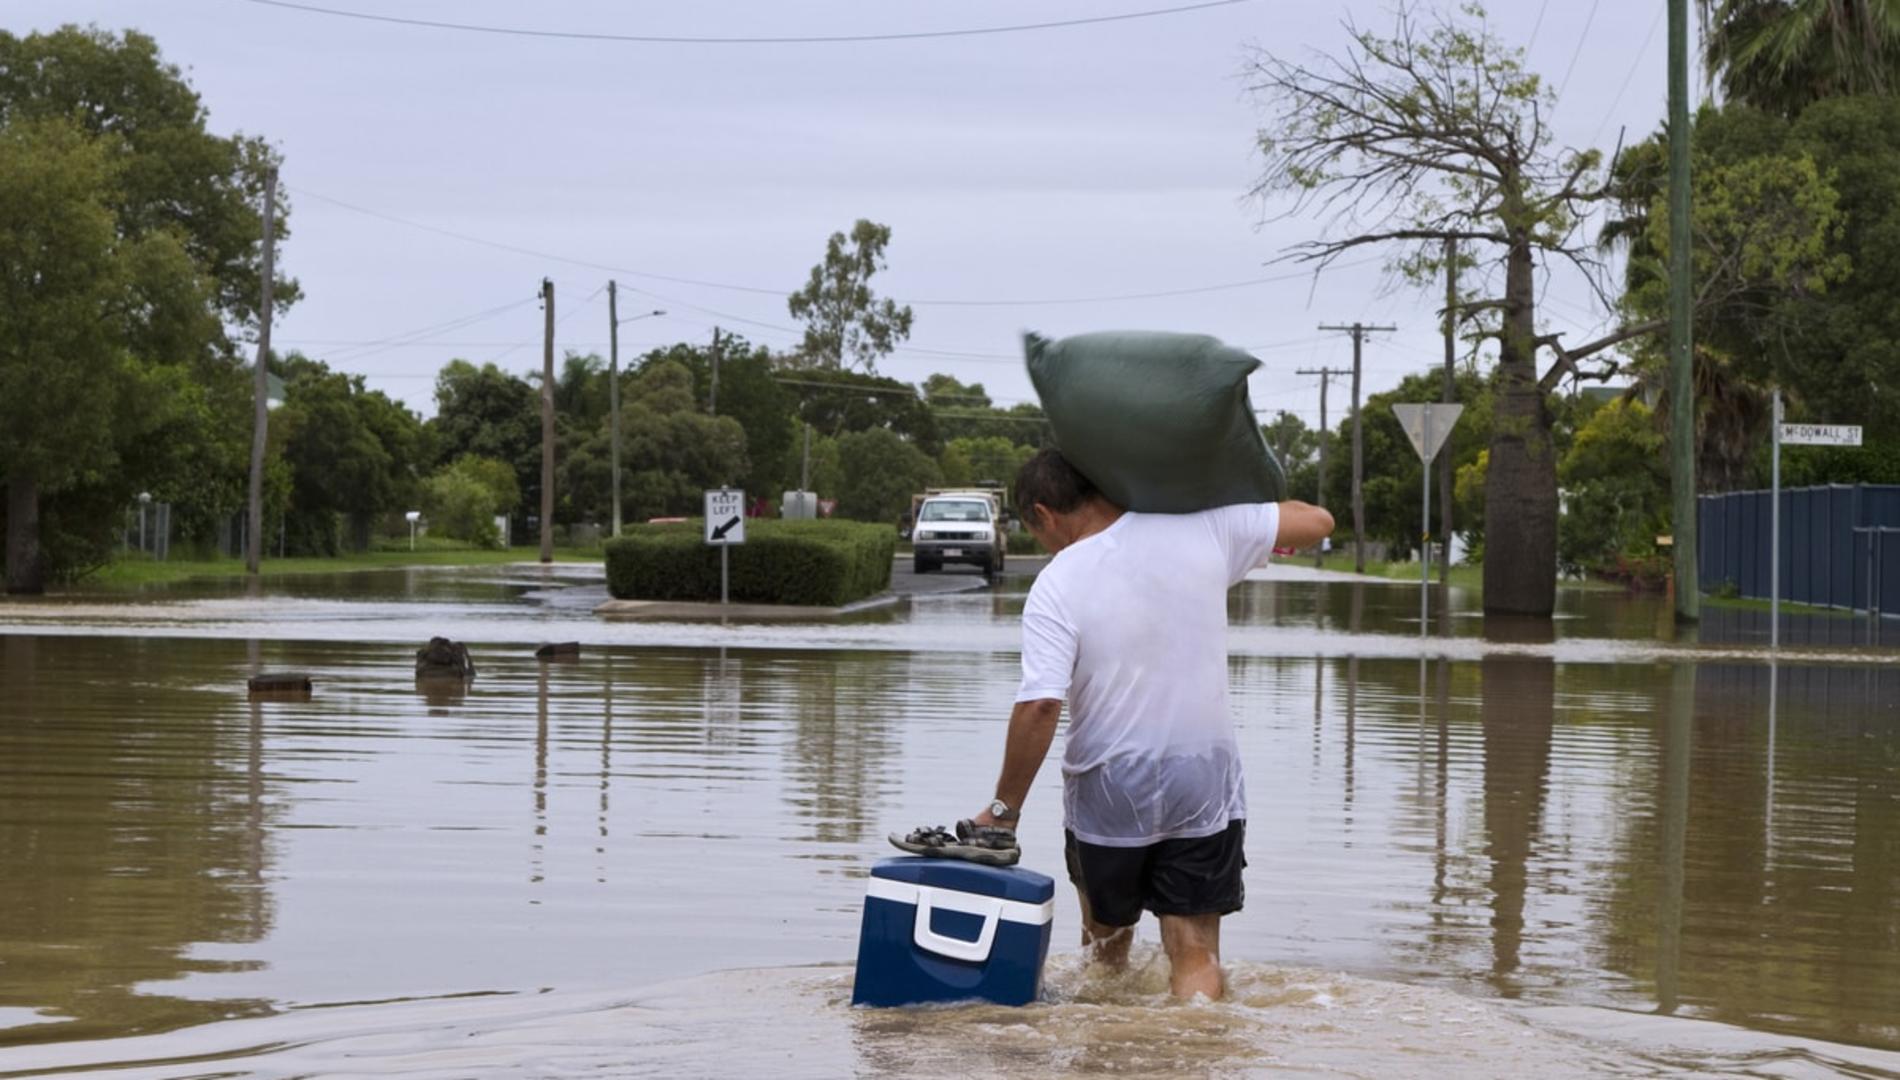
{"left": 1246, "top": 2, "right": 1666, "bottom": 615}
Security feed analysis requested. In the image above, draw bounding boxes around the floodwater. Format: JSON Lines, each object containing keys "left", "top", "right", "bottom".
{"left": 3, "top": 564, "right": 1900, "bottom": 1077}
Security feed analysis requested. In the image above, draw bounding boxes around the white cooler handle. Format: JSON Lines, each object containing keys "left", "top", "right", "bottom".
{"left": 911, "top": 884, "right": 1002, "bottom": 963}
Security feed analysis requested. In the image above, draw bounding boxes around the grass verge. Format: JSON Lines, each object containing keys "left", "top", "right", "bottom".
{"left": 79, "top": 546, "right": 598, "bottom": 589}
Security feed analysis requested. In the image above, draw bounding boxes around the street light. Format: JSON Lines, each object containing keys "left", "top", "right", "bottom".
{"left": 405, "top": 510, "right": 422, "bottom": 551}
{"left": 607, "top": 282, "right": 667, "bottom": 539}
{"left": 138, "top": 491, "right": 152, "bottom": 554}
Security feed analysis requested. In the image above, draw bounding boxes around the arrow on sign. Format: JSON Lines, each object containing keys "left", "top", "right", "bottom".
{"left": 712, "top": 516, "right": 741, "bottom": 540}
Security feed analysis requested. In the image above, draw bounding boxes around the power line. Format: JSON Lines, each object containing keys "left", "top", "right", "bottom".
{"left": 1553, "top": 0, "right": 1604, "bottom": 108}
{"left": 292, "top": 185, "right": 1383, "bottom": 310}
{"left": 243, "top": 0, "right": 1253, "bottom": 45}
{"left": 1589, "top": 6, "right": 1666, "bottom": 148}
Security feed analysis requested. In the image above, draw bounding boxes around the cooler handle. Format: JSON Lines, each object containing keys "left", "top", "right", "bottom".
{"left": 911, "top": 884, "right": 1002, "bottom": 963}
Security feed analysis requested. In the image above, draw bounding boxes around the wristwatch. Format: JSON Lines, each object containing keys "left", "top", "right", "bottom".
{"left": 988, "top": 797, "right": 1020, "bottom": 821}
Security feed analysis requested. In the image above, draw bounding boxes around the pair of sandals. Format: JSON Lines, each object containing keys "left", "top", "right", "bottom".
{"left": 888, "top": 819, "right": 1021, "bottom": 866}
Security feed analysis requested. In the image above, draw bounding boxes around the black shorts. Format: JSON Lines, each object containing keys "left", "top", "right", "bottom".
{"left": 1063, "top": 820, "right": 1246, "bottom": 928}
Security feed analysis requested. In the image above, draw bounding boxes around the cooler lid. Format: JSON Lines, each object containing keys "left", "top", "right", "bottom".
{"left": 870, "top": 856, "right": 1055, "bottom": 904}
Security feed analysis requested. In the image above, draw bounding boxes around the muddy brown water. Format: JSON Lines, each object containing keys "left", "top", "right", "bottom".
{"left": 2, "top": 565, "right": 1899, "bottom": 1077}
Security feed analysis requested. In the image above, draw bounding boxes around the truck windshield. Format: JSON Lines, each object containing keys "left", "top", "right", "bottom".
{"left": 920, "top": 500, "right": 989, "bottom": 523}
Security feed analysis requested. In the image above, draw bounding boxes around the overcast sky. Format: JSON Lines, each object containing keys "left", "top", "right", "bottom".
{"left": 11, "top": 0, "right": 1689, "bottom": 425}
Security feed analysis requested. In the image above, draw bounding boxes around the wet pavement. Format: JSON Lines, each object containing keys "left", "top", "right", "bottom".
{"left": 2, "top": 559, "right": 1899, "bottom": 1076}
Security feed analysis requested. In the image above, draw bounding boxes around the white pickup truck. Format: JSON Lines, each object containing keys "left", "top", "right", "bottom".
{"left": 911, "top": 492, "right": 1006, "bottom": 578}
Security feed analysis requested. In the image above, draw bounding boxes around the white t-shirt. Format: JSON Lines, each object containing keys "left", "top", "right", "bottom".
{"left": 1016, "top": 503, "right": 1281, "bottom": 847}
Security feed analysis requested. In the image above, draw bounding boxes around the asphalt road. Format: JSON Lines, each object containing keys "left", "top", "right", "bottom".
{"left": 889, "top": 553, "right": 1047, "bottom": 597}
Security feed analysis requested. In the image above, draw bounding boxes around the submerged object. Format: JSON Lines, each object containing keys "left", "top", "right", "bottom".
{"left": 415, "top": 637, "right": 475, "bottom": 680}
{"left": 247, "top": 673, "right": 312, "bottom": 696}
{"left": 852, "top": 856, "right": 1053, "bottom": 1008}
{"left": 535, "top": 641, "right": 581, "bottom": 660}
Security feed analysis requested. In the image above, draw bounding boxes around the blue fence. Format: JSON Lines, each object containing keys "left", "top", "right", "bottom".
{"left": 1697, "top": 484, "right": 1900, "bottom": 613}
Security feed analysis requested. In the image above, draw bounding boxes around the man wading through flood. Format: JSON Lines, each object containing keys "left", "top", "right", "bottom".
{"left": 968, "top": 449, "right": 1335, "bottom": 999}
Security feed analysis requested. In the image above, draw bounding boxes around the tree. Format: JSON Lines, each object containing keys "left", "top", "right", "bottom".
{"left": 1244, "top": 3, "right": 1825, "bottom": 613}
{"left": 424, "top": 456, "right": 518, "bottom": 548}
{"left": 1608, "top": 97, "right": 1865, "bottom": 488}
{"left": 276, "top": 356, "right": 425, "bottom": 554}
{"left": 1557, "top": 398, "right": 1671, "bottom": 575}
{"left": 787, "top": 219, "right": 914, "bottom": 372}
{"left": 836, "top": 428, "right": 939, "bottom": 523}
{"left": 637, "top": 336, "right": 795, "bottom": 497}
{"left": 579, "top": 360, "right": 748, "bottom": 523}
{"left": 1703, "top": 0, "right": 1900, "bottom": 117}
{"left": 430, "top": 360, "right": 540, "bottom": 527}
{"left": 0, "top": 27, "right": 291, "bottom": 586}
{"left": 1321, "top": 369, "right": 1492, "bottom": 558}
{"left": 939, "top": 437, "right": 1035, "bottom": 488}
{"left": 0, "top": 118, "right": 142, "bottom": 591}
{"left": 782, "top": 368, "right": 943, "bottom": 458}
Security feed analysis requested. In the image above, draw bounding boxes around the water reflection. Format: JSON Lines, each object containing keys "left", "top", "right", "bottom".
{"left": 0, "top": 636, "right": 277, "bottom": 1045}
{"left": 3, "top": 617, "right": 1900, "bottom": 1065}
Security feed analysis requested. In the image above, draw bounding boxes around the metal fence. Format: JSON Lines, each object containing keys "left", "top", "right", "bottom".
{"left": 1697, "top": 484, "right": 1900, "bottom": 614}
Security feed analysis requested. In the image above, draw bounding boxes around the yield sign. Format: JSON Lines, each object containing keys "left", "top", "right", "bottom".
{"left": 1391, "top": 403, "right": 1463, "bottom": 464}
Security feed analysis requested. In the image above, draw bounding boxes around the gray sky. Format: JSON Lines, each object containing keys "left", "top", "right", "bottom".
{"left": 12, "top": 0, "right": 1685, "bottom": 425}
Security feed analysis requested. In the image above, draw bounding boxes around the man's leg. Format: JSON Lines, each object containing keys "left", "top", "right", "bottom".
{"left": 1157, "top": 913, "right": 1223, "bottom": 999}
{"left": 1066, "top": 830, "right": 1139, "bottom": 970}
{"left": 1074, "top": 885, "right": 1134, "bottom": 969}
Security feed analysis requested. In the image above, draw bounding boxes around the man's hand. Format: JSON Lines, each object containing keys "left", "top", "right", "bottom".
{"left": 977, "top": 699, "right": 1062, "bottom": 836}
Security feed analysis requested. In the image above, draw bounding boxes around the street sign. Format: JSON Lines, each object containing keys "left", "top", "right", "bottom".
{"left": 1779, "top": 423, "right": 1862, "bottom": 447}
{"left": 1391, "top": 403, "right": 1464, "bottom": 463}
{"left": 704, "top": 488, "right": 746, "bottom": 546}
{"left": 1389, "top": 402, "right": 1464, "bottom": 637}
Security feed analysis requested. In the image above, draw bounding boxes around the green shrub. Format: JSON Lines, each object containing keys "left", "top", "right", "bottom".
{"left": 1006, "top": 529, "right": 1045, "bottom": 555}
{"left": 604, "top": 519, "right": 896, "bottom": 606}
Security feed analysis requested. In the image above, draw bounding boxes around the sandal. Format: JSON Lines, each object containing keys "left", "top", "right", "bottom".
{"left": 888, "top": 823, "right": 1020, "bottom": 867}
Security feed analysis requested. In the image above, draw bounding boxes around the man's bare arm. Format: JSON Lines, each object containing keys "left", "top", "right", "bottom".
{"left": 1275, "top": 500, "right": 1336, "bottom": 550}
{"left": 974, "top": 698, "right": 1063, "bottom": 829}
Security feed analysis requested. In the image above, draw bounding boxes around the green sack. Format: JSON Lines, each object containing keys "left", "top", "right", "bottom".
{"left": 1024, "top": 330, "right": 1287, "bottom": 513}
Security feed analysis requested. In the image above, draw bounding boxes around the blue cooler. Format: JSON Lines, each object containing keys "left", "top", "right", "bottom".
{"left": 851, "top": 857, "right": 1055, "bottom": 1007}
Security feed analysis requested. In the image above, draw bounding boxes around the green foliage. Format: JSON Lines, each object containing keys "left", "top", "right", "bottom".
{"left": 786, "top": 368, "right": 943, "bottom": 457}
{"left": 635, "top": 336, "right": 793, "bottom": 497}
{"left": 1454, "top": 449, "right": 1488, "bottom": 557}
{"left": 1704, "top": 0, "right": 1900, "bottom": 117}
{"left": 939, "top": 437, "right": 1034, "bottom": 489}
{"left": 1006, "top": 530, "right": 1046, "bottom": 556}
{"left": 1321, "top": 368, "right": 1491, "bottom": 557}
{"left": 276, "top": 355, "right": 426, "bottom": 554}
{"left": 424, "top": 456, "right": 518, "bottom": 547}
{"left": 430, "top": 359, "right": 540, "bottom": 523}
{"left": 786, "top": 219, "right": 914, "bottom": 372}
{"left": 1556, "top": 399, "right": 1671, "bottom": 576}
{"left": 604, "top": 519, "right": 895, "bottom": 606}
{"left": 1611, "top": 95, "right": 1900, "bottom": 487}
{"left": 836, "top": 428, "right": 940, "bottom": 523}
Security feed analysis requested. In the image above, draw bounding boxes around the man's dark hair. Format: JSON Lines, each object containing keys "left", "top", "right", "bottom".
{"left": 1014, "top": 448, "right": 1099, "bottom": 527}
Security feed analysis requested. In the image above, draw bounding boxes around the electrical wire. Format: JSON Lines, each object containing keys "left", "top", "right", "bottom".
{"left": 1552, "top": 0, "right": 1603, "bottom": 108}
{"left": 1589, "top": 6, "right": 1666, "bottom": 149}
{"left": 242, "top": 0, "right": 1253, "bottom": 45}
{"left": 293, "top": 185, "right": 1385, "bottom": 310}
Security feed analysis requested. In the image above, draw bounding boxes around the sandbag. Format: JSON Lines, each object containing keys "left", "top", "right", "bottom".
{"left": 1024, "top": 330, "right": 1287, "bottom": 513}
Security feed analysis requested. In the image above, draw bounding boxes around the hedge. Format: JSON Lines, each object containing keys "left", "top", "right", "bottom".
{"left": 604, "top": 519, "right": 896, "bottom": 606}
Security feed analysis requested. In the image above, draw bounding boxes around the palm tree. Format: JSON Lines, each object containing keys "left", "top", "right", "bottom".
{"left": 1703, "top": 0, "right": 1900, "bottom": 115}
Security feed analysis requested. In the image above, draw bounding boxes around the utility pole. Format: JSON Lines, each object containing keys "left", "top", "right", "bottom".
{"left": 1296, "top": 366, "right": 1353, "bottom": 569}
{"left": 1318, "top": 322, "right": 1396, "bottom": 573}
{"left": 1440, "top": 238, "right": 1458, "bottom": 586}
{"left": 246, "top": 165, "right": 277, "bottom": 576}
{"left": 1667, "top": 0, "right": 1699, "bottom": 620}
{"left": 608, "top": 280, "right": 622, "bottom": 538}
{"left": 709, "top": 326, "right": 722, "bottom": 416}
{"left": 540, "top": 277, "right": 555, "bottom": 564}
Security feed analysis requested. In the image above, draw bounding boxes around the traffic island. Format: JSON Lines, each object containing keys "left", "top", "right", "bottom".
{"left": 593, "top": 594, "right": 900, "bottom": 620}
{"left": 600, "top": 518, "right": 897, "bottom": 617}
